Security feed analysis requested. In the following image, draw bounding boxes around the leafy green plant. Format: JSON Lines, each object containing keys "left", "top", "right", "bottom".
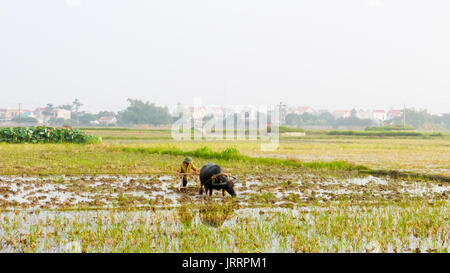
{"left": 0, "top": 126, "right": 102, "bottom": 144}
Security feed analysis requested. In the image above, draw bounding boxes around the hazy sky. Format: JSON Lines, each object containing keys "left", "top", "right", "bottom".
{"left": 1, "top": 0, "right": 449, "bottom": 113}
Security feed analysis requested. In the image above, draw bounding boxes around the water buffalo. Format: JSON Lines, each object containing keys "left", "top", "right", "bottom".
{"left": 199, "top": 163, "right": 236, "bottom": 197}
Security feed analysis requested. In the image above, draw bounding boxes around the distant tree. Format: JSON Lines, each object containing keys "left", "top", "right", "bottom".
{"left": 441, "top": 114, "right": 450, "bottom": 130}
{"left": 285, "top": 112, "right": 336, "bottom": 127}
{"left": 285, "top": 113, "right": 302, "bottom": 127}
{"left": 96, "top": 111, "right": 116, "bottom": 118}
{"left": 390, "top": 108, "right": 443, "bottom": 130}
{"left": 72, "top": 98, "right": 83, "bottom": 127}
{"left": 78, "top": 113, "right": 97, "bottom": 126}
{"left": 42, "top": 104, "right": 54, "bottom": 117}
{"left": 117, "top": 99, "right": 172, "bottom": 126}
{"left": 319, "top": 112, "right": 335, "bottom": 124}
{"left": 58, "top": 104, "right": 73, "bottom": 111}
{"left": 203, "top": 114, "right": 214, "bottom": 123}
{"left": 41, "top": 103, "right": 55, "bottom": 125}
{"left": 300, "top": 113, "right": 317, "bottom": 124}
{"left": 334, "top": 117, "right": 374, "bottom": 127}
{"left": 72, "top": 99, "right": 82, "bottom": 111}
{"left": 12, "top": 116, "right": 38, "bottom": 124}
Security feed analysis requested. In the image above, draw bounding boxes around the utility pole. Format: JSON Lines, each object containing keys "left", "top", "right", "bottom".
{"left": 72, "top": 98, "right": 82, "bottom": 128}
{"left": 18, "top": 103, "right": 22, "bottom": 125}
{"left": 403, "top": 104, "right": 406, "bottom": 128}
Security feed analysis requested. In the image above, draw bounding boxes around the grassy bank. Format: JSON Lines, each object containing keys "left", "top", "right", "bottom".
{"left": 0, "top": 142, "right": 449, "bottom": 180}
{"left": 122, "top": 146, "right": 368, "bottom": 172}
{"left": 365, "top": 125, "right": 416, "bottom": 131}
{"left": 328, "top": 130, "right": 445, "bottom": 137}
{"left": 122, "top": 146, "right": 450, "bottom": 182}
{"left": 0, "top": 144, "right": 302, "bottom": 175}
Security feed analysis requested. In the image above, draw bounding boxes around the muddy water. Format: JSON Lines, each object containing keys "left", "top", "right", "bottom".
{"left": 0, "top": 174, "right": 448, "bottom": 209}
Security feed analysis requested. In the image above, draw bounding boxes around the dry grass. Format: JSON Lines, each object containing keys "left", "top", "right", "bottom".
{"left": 84, "top": 128, "right": 450, "bottom": 175}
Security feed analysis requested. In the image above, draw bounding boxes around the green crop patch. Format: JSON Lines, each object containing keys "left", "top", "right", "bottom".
{"left": 328, "top": 130, "right": 426, "bottom": 137}
{"left": 0, "top": 126, "right": 102, "bottom": 144}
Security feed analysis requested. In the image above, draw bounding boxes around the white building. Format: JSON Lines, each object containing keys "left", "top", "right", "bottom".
{"left": 189, "top": 106, "right": 207, "bottom": 121}
{"left": 98, "top": 116, "right": 117, "bottom": 125}
{"left": 206, "top": 105, "right": 225, "bottom": 118}
{"left": 387, "top": 109, "right": 403, "bottom": 120}
{"left": 1, "top": 108, "right": 32, "bottom": 121}
{"left": 356, "top": 109, "right": 371, "bottom": 120}
{"left": 373, "top": 110, "right": 387, "bottom": 121}
{"left": 332, "top": 110, "right": 351, "bottom": 119}
{"left": 290, "top": 106, "right": 314, "bottom": 115}
{"left": 53, "top": 109, "right": 71, "bottom": 120}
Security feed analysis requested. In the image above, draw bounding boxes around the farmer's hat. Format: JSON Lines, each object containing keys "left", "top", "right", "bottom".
{"left": 183, "top": 157, "right": 193, "bottom": 163}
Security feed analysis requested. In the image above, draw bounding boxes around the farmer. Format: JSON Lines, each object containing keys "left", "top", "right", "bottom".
{"left": 177, "top": 157, "right": 199, "bottom": 187}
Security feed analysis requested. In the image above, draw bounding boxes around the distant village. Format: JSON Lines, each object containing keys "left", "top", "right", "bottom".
{"left": 172, "top": 104, "right": 404, "bottom": 122}
{"left": 1, "top": 99, "right": 449, "bottom": 131}
{"left": 0, "top": 103, "right": 403, "bottom": 127}
{"left": 168, "top": 103, "right": 409, "bottom": 130}
{"left": 0, "top": 107, "right": 117, "bottom": 126}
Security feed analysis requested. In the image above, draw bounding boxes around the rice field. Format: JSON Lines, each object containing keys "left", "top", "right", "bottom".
{"left": 0, "top": 128, "right": 448, "bottom": 253}
{"left": 0, "top": 174, "right": 447, "bottom": 209}
{"left": 1, "top": 202, "right": 448, "bottom": 253}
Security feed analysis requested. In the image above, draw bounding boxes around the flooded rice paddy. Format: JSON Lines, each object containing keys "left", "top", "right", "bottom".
{"left": 0, "top": 174, "right": 448, "bottom": 209}
{"left": 0, "top": 204, "right": 448, "bottom": 253}
{"left": 0, "top": 174, "right": 448, "bottom": 253}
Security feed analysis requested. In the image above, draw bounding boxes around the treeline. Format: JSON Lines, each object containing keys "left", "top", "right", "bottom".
{"left": 13, "top": 100, "right": 450, "bottom": 130}
{"left": 285, "top": 112, "right": 374, "bottom": 128}
{"left": 116, "top": 99, "right": 172, "bottom": 126}
{"left": 285, "top": 109, "right": 450, "bottom": 131}
{"left": 38, "top": 99, "right": 172, "bottom": 127}
{"left": 391, "top": 109, "right": 450, "bottom": 131}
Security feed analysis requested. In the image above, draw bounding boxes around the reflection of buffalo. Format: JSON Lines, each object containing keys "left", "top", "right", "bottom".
{"left": 199, "top": 163, "right": 236, "bottom": 197}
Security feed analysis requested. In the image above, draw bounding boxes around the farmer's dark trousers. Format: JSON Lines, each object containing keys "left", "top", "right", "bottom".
{"left": 182, "top": 177, "right": 188, "bottom": 187}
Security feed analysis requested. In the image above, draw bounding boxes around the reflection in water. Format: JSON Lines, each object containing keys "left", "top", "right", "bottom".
{"left": 199, "top": 200, "right": 235, "bottom": 227}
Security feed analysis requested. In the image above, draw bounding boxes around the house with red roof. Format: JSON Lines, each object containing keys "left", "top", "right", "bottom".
{"left": 290, "top": 106, "right": 314, "bottom": 115}
{"left": 387, "top": 109, "right": 403, "bottom": 120}
{"left": 373, "top": 110, "right": 387, "bottom": 121}
{"left": 98, "top": 116, "right": 117, "bottom": 125}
